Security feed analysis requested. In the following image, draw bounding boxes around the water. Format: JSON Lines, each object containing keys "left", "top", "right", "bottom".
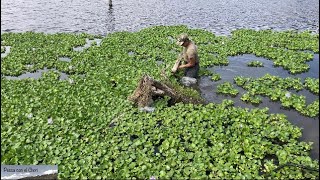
{"left": 58, "top": 57, "right": 71, "bottom": 62}
{"left": 1, "top": 46, "right": 11, "bottom": 58}
{"left": 199, "top": 54, "right": 319, "bottom": 159}
{"left": 3, "top": 68, "right": 69, "bottom": 80}
{"left": 73, "top": 38, "right": 102, "bottom": 52}
{"left": 1, "top": 0, "right": 319, "bottom": 36}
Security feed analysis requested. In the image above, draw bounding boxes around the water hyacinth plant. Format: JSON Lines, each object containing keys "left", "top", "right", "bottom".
{"left": 1, "top": 25, "right": 319, "bottom": 179}
{"left": 235, "top": 74, "right": 319, "bottom": 117}
{"left": 216, "top": 82, "right": 239, "bottom": 96}
{"left": 211, "top": 73, "right": 221, "bottom": 81}
{"left": 1, "top": 46, "right": 5, "bottom": 53}
{"left": 304, "top": 77, "right": 319, "bottom": 95}
{"left": 241, "top": 92, "right": 262, "bottom": 105}
{"left": 247, "top": 60, "right": 264, "bottom": 67}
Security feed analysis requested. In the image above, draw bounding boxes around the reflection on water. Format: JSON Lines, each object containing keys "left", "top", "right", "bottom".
{"left": 198, "top": 54, "right": 319, "bottom": 160}
{"left": 108, "top": 1, "right": 115, "bottom": 32}
{"left": 1, "top": 0, "right": 319, "bottom": 35}
{"left": 3, "top": 68, "right": 69, "bottom": 80}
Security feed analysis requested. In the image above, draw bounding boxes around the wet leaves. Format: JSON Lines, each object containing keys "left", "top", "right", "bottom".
{"left": 217, "top": 82, "right": 239, "bottom": 96}
{"left": 211, "top": 73, "right": 221, "bottom": 81}
{"left": 304, "top": 77, "right": 319, "bottom": 95}
{"left": 1, "top": 26, "right": 319, "bottom": 179}
{"left": 235, "top": 74, "right": 319, "bottom": 117}
{"left": 247, "top": 60, "right": 264, "bottom": 67}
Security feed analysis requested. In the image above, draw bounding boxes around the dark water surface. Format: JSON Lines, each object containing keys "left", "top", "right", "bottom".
{"left": 1, "top": 0, "right": 319, "bottom": 35}
{"left": 199, "top": 54, "right": 319, "bottom": 160}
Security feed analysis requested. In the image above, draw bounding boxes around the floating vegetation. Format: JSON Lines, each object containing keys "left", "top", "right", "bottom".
{"left": 211, "top": 73, "right": 221, "bottom": 81}
{"left": 230, "top": 29, "right": 318, "bottom": 74}
{"left": 304, "top": 77, "right": 319, "bottom": 95}
{"left": 241, "top": 92, "right": 263, "bottom": 105}
{"left": 1, "top": 46, "right": 5, "bottom": 53}
{"left": 235, "top": 74, "right": 319, "bottom": 117}
{"left": 199, "top": 68, "right": 214, "bottom": 76}
{"left": 247, "top": 60, "right": 264, "bottom": 67}
{"left": 217, "top": 82, "right": 239, "bottom": 96}
{"left": 234, "top": 76, "right": 252, "bottom": 87}
{"left": 1, "top": 26, "right": 319, "bottom": 179}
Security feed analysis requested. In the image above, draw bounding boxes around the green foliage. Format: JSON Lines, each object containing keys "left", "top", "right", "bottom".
{"left": 211, "top": 73, "right": 221, "bottom": 81}
{"left": 230, "top": 29, "right": 318, "bottom": 74}
{"left": 1, "top": 46, "right": 5, "bottom": 53}
{"left": 247, "top": 60, "right": 264, "bottom": 67}
{"left": 235, "top": 74, "right": 318, "bottom": 117}
{"left": 241, "top": 92, "right": 262, "bottom": 105}
{"left": 217, "top": 82, "right": 239, "bottom": 96}
{"left": 1, "top": 26, "right": 319, "bottom": 179}
{"left": 304, "top": 77, "right": 319, "bottom": 95}
{"left": 199, "top": 68, "right": 214, "bottom": 76}
{"left": 234, "top": 76, "right": 251, "bottom": 86}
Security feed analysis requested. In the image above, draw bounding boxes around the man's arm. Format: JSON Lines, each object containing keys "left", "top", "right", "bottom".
{"left": 178, "top": 57, "right": 196, "bottom": 69}
{"left": 171, "top": 53, "right": 183, "bottom": 73}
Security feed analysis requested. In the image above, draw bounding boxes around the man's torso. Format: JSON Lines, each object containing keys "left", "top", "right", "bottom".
{"left": 182, "top": 42, "right": 199, "bottom": 64}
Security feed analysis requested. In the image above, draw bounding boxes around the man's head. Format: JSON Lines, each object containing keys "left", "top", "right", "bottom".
{"left": 176, "top": 33, "right": 190, "bottom": 46}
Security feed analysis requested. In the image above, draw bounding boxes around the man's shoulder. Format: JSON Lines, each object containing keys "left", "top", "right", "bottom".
{"left": 186, "top": 43, "right": 198, "bottom": 54}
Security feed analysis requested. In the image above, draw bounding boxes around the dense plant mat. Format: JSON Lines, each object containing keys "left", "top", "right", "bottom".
{"left": 234, "top": 74, "right": 319, "bottom": 117}
{"left": 1, "top": 26, "right": 319, "bottom": 179}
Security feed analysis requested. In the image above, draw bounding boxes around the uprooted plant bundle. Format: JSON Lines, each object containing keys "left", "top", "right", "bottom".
{"left": 128, "top": 74, "right": 204, "bottom": 107}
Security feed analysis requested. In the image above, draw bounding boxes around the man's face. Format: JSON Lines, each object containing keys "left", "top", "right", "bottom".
{"left": 177, "top": 39, "right": 184, "bottom": 46}
{"left": 181, "top": 41, "right": 188, "bottom": 47}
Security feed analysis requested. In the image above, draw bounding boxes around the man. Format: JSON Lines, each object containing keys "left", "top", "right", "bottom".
{"left": 172, "top": 33, "right": 200, "bottom": 78}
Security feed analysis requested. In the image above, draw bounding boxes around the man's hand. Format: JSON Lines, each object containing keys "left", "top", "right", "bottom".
{"left": 179, "top": 57, "right": 196, "bottom": 69}
{"left": 178, "top": 65, "right": 184, "bottom": 69}
{"left": 172, "top": 58, "right": 181, "bottom": 73}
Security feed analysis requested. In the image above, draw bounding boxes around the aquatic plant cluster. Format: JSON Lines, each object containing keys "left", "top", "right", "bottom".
{"left": 229, "top": 29, "right": 318, "bottom": 74}
{"left": 234, "top": 74, "right": 319, "bottom": 117}
{"left": 247, "top": 60, "right": 264, "bottom": 67}
{"left": 1, "top": 25, "right": 319, "bottom": 179}
{"left": 217, "top": 82, "right": 239, "bottom": 96}
{"left": 1, "top": 46, "right": 5, "bottom": 53}
{"left": 304, "top": 77, "right": 319, "bottom": 95}
{"left": 210, "top": 73, "right": 221, "bottom": 81}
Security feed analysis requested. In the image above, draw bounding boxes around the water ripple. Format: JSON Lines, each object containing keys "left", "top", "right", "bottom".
{"left": 1, "top": 0, "right": 319, "bottom": 35}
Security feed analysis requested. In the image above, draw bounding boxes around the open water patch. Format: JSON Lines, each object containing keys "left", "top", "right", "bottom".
{"left": 156, "top": 60, "right": 164, "bottom": 66}
{"left": 1, "top": 46, "right": 11, "bottom": 58}
{"left": 58, "top": 57, "right": 72, "bottom": 62}
{"left": 168, "top": 36, "right": 175, "bottom": 44}
{"left": 73, "top": 38, "right": 102, "bottom": 52}
{"left": 210, "top": 54, "right": 319, "bottom": 79}
{"left": 3, "top": 67, "right": 69, "bottom": 80}
{"left": 128, "top": 51, "right": 135, "bottom": 56}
